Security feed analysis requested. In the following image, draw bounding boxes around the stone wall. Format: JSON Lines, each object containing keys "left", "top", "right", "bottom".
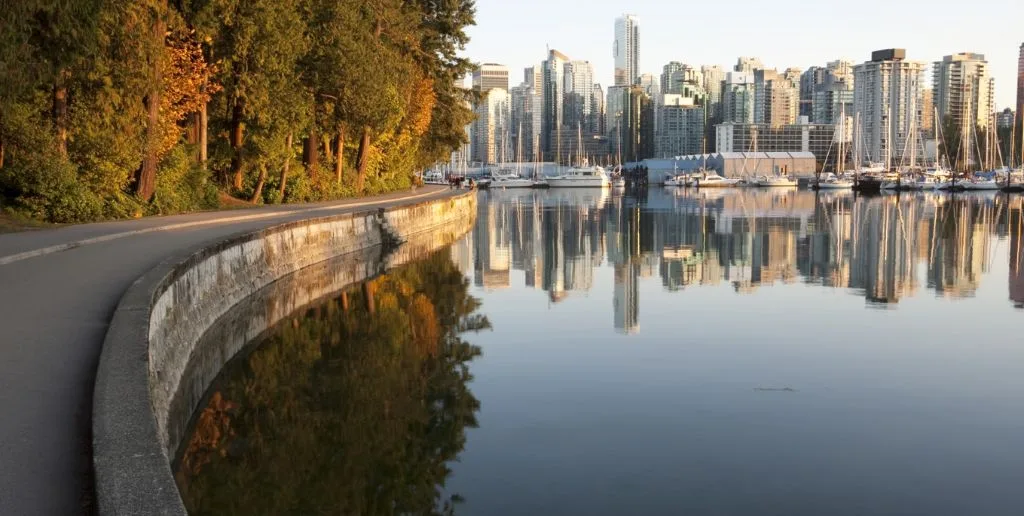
{"left": 92, "top": 191, "right": 476, "bottom": 515}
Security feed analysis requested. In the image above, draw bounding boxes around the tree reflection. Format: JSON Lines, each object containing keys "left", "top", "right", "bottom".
{"left": 176, "top": 250, "right": 488, "bottom": 515}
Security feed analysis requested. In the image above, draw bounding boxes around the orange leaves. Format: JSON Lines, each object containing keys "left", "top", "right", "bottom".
{"left": 158, "top": 30, "right": 220, "bottom": 157}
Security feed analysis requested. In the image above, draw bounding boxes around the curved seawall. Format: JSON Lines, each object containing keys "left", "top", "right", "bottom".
{"left": 92, "top": 191, "right": 477, "bottom": 515}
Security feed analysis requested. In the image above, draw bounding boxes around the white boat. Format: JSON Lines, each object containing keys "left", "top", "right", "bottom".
{"left": 814, "top": 173, "right": 853, "bottom": 190}
{"left": 662, "top": 174, "right": 688, "bottom": 187}
{"left": 489, "top": 175, "right": 534, "bottom": 188}
{"left": 960, "top": 176, "right": 1000, "bottom": 191}
{"left": 754, "top": 174, "right": 798, "bottom": 187}
{"left": 692, "top": 172, "right": 741, "bottom": 188}
{"left": 547, "top": 165, "right": 611, "bottom": 188}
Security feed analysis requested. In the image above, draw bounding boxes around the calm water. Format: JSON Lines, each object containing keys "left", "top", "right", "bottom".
{"left": 178, "top": 188, "right": 1024, "bottom": 515}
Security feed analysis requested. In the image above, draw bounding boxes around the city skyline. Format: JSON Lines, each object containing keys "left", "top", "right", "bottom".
{"left": 463, "top": 0, "right": 1022, "bottom": 109}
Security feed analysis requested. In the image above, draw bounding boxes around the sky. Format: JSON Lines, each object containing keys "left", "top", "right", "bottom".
{"left": 463, "top": 0, "right": 1023, "bottom": 109}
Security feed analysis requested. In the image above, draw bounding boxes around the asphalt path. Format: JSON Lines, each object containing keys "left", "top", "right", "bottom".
{"left": 0, "top": 186, "right": 454, "bottom": 515}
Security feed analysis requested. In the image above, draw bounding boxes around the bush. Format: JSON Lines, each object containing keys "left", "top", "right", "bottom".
{"left": 151, "top": 145, "right": 219, "bottom": 215}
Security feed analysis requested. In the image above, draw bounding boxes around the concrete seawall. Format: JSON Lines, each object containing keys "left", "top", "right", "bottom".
{"left": 92, "top": 191, "right": 476, "bottom": 515}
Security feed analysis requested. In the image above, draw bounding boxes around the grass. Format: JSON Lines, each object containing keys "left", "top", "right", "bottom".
{"left": 0, "top": 211, "right": 54, "bottom": 234}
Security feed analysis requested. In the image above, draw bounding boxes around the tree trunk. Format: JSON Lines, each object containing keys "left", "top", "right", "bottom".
{"left": 134, "top": 7, "right": 166, "bottom": 202}
{"left": 0, "top": 135, "right": 5, "bottom": 170}
{"left": 229, "top": 97, "right": 245, "bottom": 190}
{"left": 52, "top": 69, "right": 70, "bottom": 159}
{"left": 362, "top": 281, "right": 376, "bottom": 315}
{"left": 355, "top": 126, "right": 371, "bottom": 193}
{"left": 323, "top": 134, "right": 333, "bottom": 162}
{"left": 279, "top": 132, "right": 292, "bottom": 201}
{"left": 199, "top": 101, "right": 208, "bottom": 165}
{"left": 250, "top": 164, "right": 267, "bottom": 203}
{"left": 334, "top": 125, "right": 345, "bottom": 184}
{"left": 303, "top": 125, "right": 319, "bottom": 178}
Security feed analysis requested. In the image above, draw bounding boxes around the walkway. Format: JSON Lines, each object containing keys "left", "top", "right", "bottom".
{"left": 0, "top": 186, "right": 454, "bottom": 515}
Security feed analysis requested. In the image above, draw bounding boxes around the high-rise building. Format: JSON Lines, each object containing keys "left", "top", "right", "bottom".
{"left": 564, "top": 60, "right": 596, "bottom": 135}
{"left": 510, "top": 83, "right": 540, "bottom": 161}
{"left": 932, "top": 53, "right": 995, "bottom": 136}
{"left": 656, "top": 94, "right": 705, "bottom": 157}
{"left": 471, "top": 88, "right": 510, "bottom": 164}
{"left": 661, "top": 61, "right": 684, "bottom": 94}
{"left": 800, "top": 66, "right": 827, "bottom": 119}
{"left": 472, "top": 63, "right": 509, "bottom": 93}
{"left": 592, "top": 84, "right": 606, "bottom": 135}
{"left": 613, "top": 14, "right": 640, "bottom": 86}
{"left": 524, "top": 65, "right": 543, "bottom": 91}
{"left": 624, "top": 86, "right": 654, "bottom": 162}
{"left": 1017, "top": 43, "right": 1024, "bottom": 129}
{"left": 735, "top": 56, "right": 764, "bottom": 73}
{"left": 541, "top": 49, "right": 569, "bottom": 161}
{"left": 754, "top": 69, "right": 799, "bottom": 126}
{"left": 702, "top": 65, "right": 725, "bottom": 149}
{"left": 920, "top": 89, "right": 935, "bottom": 137}
{"left": 853, "top": 49, "right": 924, "bottom": 166}
{"left": 998, "top": 108, "right": 1015, "bottom": 129}
{"left": 606, "top": 85, "right": 630, "bottom": 140}
{"left": 722, "top": 72, "right": 756, "bottom": 124}
{"left": 638, "top": 73, "right": 659, "bottom": 98}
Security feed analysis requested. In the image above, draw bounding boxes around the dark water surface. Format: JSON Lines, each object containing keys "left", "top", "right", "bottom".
{"left": 178, "top": 188, "right": 1024, "bottom": 515}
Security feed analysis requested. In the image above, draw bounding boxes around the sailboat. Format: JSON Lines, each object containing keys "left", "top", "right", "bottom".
{"left": 547, "top": 123, "right": 610, "bottom": 188}
{"left": 1003, "top": 112, "right": 1024, "bottom": 192}
{"left": 814, "top": 106, "right": 854, "bottom": 190}
{"left": 960, "top": 117, "right": 999, "bottom": 191}
{"left": 490, "top": 122, "right": 534, "bottom": 189}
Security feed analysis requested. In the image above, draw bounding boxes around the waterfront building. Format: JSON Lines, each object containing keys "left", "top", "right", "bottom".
{"left": 702, "top": 65, "right": 725, "bottom": 149}
{"left": 853, "top": 49, "right": 924, "bottom": 166}
{"left": 472, "top": 63, "right": 509, "bottom": 93}
{"left": 932, "top": 53, "right": 995, "bottom": 136}
{"left": 656, "top": 95, "right": 705, "bottom": 157}
{"left": 592, "top": 84, "right": 606, "bottom": 135}
{"left": 800, "top": 66, "right": 826, "bottom": 118}
{"left": 614, "top": 14, "right": 640, "bottom": 86}
{"left": 624, "top": 86, "right": 654, "bottom": 162}
{"left": 606, "top": 84, "right": 630, "bottom": 143}
{"left": 722, "top": 72, "right": 756, "bottom": 124}
{"left": 715, "top": 121, "right": 845, "bottom": 169}
{"left": 920, "top": 89, "right": 935, "bottom": 137}
{"left": 471, "top": 88, "right": 510, "bottom": 164}
{"left": 510, "top": 83, "right": 540, "bottom": 161}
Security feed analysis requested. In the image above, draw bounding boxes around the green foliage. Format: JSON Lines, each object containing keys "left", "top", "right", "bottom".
{"left": 152, "top": 145, "right": 218, "bottom": 215}
{"left": 0, "top": 0, "right": 477, "bottom": 223}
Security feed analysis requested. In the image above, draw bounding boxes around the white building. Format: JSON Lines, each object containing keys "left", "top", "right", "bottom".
{"left": 722, "top": 72, "right": 756, "bottom": 124}
{"left": 613, "top": 14, "right": 640, "bottom": 86}
{"left": 656, "top": 94, "right": 705, "bottom": 157}
{"left": 853, "top": 49, "right": 924, "bottom": 166}
{"left": 932, "top": 53, "right": 995, "bottom": 134}
{"left": 472, "top": 88, "right": 510, "bottom": 164}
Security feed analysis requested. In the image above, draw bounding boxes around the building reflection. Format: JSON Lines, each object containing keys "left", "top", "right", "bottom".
{"left": 468, "top": 188, "right": 1024, "bottom": 333}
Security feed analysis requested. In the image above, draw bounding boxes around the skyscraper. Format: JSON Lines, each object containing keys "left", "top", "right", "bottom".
{"left": 563, "top": 60, "right": 596, "bottom": 135}
{"left": 754, "top": 69, "right": 799, "bottom": 127}
{"left": 722, "top": 72, "right": 756, "bottom": 124}
{"left": 592, "top": 84, "right": 605, "bottom": 135}
{"left": 661, "top": 61, "right": 685, "bottom": 94}
{"left": 541, "top": 49, "right": 569, "bottom": 161}
{"left": 853, "top": 49, "right": 924, "bottom": 167}
{"left": 472, "top": 63, "right": 509, "bottom": 93}
{"left": 656, "top": 94, "right": 705, "bottom": 157}
{"left": 932, "top": 53, "right": 994, "bottom": 137}
{"left": 471, "top": 88, "right": 510, "bottom": 164}
{"left": 613, "top": 14, "right": 639, "bottom": 86}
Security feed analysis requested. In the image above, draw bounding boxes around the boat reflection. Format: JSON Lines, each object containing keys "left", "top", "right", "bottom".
{"left": 469, "top": 189, "right": 1024, "bottom": 333}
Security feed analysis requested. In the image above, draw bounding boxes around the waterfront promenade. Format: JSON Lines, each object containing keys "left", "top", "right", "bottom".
{"left": 0, "top": 186, "right": 452, "bottom": 515}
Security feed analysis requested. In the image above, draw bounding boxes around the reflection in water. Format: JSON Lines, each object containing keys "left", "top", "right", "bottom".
{"left": 176, "top": 251, "right": 488, "bottom": 515}
{"left": 473, "top": 189, "right": 1024, "bottom": 331}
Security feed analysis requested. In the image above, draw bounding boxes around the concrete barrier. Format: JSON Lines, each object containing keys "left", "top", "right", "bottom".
{"left": 92, "top": 191, "right": 476, "bottom": 515}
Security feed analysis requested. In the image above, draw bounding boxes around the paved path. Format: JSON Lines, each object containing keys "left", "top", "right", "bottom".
{"left": 0, "top": 186, "right": 455, "bottom": 515}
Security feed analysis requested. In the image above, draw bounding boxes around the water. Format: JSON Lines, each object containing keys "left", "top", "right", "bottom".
{"left": 177, "top": 188, "right": 1024, "bottom": 515}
